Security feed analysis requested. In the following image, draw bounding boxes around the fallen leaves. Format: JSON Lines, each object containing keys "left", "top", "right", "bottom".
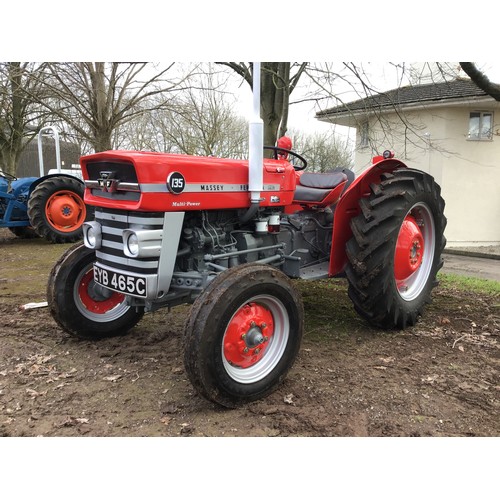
{"left": 55, "top": 416, "right": 90, "bottom": 428}
{"left": 25, "top": 388, "right": 47, "bottom": 399}
{"left": 9, "top": 354, "right": 77, "bottom": 384}
{"left": 180, "top": 422, "right": 193, "bottom": 435}
{"left": 160, "top": 416, "right": 171, "bottom": 426}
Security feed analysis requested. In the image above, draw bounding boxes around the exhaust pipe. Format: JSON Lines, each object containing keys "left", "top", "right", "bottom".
{"left": 241, "top": 62, "right": 263, "bottom": 224}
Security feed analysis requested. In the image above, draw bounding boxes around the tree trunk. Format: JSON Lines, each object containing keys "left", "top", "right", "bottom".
{"left": 260, "top": 62, "right": 290, "bottom": 147}
{"left": 1, "top": 63, "right": 28, "bottom": 176}
{"left": 91, "top": 130, "right": 113, "bottom": 152}
{"left": 0, "top": 148, "right": 22, "bottom": 177}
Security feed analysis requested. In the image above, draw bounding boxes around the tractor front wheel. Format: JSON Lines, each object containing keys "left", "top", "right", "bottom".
{"left": 345, "top": 168, "right": 446, "bottom": 329}
{"left": 28, "top": 176, "right": 90, "bottom": 243}
{"left": 183, "top": 264, "right": 304, "bottom": 407}
{"left": 47, "top": 243, "right": 144, "bottom": 339}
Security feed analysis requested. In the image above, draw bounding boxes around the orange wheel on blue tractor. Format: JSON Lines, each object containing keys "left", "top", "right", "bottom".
{"left": 27, "top": 176, "right": 93, "bottom": 243}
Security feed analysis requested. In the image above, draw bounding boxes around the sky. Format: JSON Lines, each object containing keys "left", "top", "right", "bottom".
{"left": 231, "top": 63, "right": 405, "bottom": 141}
{"left": 233, "top": 61, "right": 500, "bottom": 144}
{"left": 5, "top": 4, "right": 500, "bottom": 150}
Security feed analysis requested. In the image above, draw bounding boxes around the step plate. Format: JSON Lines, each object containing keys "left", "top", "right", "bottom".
{"left": 299, "top": 262, "right": 329, "bottom": 280}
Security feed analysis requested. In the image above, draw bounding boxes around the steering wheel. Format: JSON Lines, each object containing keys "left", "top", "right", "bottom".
{"left": 264, "top": 146, "right": 308, "bottom": 171}
{"left": 0, "top": 170, "right": 17, "bottom": 182}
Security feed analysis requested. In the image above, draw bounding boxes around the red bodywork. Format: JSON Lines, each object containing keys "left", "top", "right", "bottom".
{"left": 328, "top": 158, "right": 407, "bottom": 276}
{"left": 81, "top": 151, "right": 296, "bottom": 212}
{"left": 80, "top": 150, "right": 408, "bottom": 278}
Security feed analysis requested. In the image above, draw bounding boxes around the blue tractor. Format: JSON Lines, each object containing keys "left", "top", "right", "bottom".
{"left": 0, "top": 126, "right": 90, "bottom": 243}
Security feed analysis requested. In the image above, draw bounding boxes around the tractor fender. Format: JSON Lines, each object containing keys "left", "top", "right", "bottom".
{"left": 9, "top": 177, "right": 38, "bottom": 197}
{"left": 27, "top": 173, "right": 84, "bottom": 198}
{"left": 328, "top": 157, "right": 409, "bottom": 277}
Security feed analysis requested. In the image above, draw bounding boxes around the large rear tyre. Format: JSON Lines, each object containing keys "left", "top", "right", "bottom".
{"left": 47, "top": 242, "right": 144, "bottom": 339}
{"left": 8, "top": 226, "right": 39, "bottom": 239}
{"left": 184, "top": 264, "right": 304, "bottom": 407}
{"left": 28, "top": 176, "right": 90, "bottom": 243}
{"left": 345, "top": 169, "right": 446, "bottom": 329}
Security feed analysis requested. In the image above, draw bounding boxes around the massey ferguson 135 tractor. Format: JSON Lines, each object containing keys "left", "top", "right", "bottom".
{"left": 48, "top": 65, "right": 446, "bottom": 407}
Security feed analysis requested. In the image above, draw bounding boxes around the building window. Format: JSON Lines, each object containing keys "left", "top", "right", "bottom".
{"left": 359, "top": 121, "right": 369, "bottom": 147}
{"left": 468, "top": 111, "right": 493, "bottom": 140}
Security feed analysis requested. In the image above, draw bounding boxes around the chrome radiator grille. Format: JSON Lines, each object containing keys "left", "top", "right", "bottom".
{"left": 94, "top": 208, "right": 164, "bottom": 275}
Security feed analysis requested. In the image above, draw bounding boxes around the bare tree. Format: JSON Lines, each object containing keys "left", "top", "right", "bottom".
{"left": 217, "top": 62, "right": 307, "bottom": 148}
{"left": 305, "top": 62, "right": 483, "bottom": 158}
{"left": 119, "top": 66, "right": 249, "bottom": 158}
{"left": 217, "top": 61, "right": 431, "bottom": 157}
{"left": 0, "top": 62, "right": 50, "bottom": 176}
{"left": 291, "top": 129, "right": 354, "bottom": 172}
{"left": 459, "top": 62, "right": 500, "bottom": 101}
{"left": 30, "top": 62, "right": 195, "bottom": 153}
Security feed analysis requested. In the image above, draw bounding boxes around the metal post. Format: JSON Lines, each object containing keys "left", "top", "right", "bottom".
{"left": 248, "top": 62, "right": 263, "bottom": 205}
{"left": 37, "top": 126, "right": 61, "bottom": 176}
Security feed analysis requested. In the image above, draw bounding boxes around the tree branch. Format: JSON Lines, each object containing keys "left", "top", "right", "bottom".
{"left": 459, "top": 62, "right": 500, "bottom": 101}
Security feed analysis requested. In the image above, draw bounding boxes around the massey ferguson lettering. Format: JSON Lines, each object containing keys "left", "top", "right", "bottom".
{"left": 201, "top": 184, "right": 224, "bottom": 191}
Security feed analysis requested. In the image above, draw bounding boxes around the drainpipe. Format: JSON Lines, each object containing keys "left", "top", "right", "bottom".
{"left": 240, "top": 62, "right": 263, "bottom": 223}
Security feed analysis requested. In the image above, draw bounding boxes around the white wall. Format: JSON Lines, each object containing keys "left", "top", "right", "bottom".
{"left": 353, "top": 104, "right": 500, "bottom": 247}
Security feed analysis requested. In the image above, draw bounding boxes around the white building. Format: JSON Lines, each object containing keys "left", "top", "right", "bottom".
{"left": 316, "top": 77, "right": 500, "bottom": 248}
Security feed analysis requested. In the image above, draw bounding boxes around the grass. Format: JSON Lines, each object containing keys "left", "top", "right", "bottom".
{"left": 438, "top": 272, "right": 500, "bottom": 295}
{"left": 297, "top": 278, "right": 376, "bottom": 342}
{"left": 0, "top": 236, "right": 73, "bottom": 305}
{"left": 298, "top": 272, "right": 500, "bottom": 343}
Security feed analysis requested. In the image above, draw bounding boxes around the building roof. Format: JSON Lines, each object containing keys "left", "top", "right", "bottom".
{"left": 316, "top": 78, "right": 490, "bottom": 124}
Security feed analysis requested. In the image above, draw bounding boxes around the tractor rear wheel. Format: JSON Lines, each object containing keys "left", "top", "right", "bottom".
{"left": 184, "top": 264, "right": 304, "bottom": 407}
{"left": 28, "top": 176, "right": 90, "bottom": 243}
{"left": 47, "top": 242, "right": 144, "bottom": 339}
{"left": 345, "top": 168, "right": 446, "bottom": 329}
{"left": 8, "top": 226, "right": 39, "bottom": 239}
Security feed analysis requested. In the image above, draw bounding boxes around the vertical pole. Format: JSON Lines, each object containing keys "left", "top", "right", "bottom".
{"left": 248, "top": 62, "right": 263, "bottom": 204}
{"left": 37, "top": 126, "right": 62, "bottom": 176}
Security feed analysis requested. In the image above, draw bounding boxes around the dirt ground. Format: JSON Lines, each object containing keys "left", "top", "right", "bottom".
{"left": 0, "top": 227, "right": 499, "bottom": 438}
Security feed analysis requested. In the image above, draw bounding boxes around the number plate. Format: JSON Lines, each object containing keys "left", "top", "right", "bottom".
{"left": 93, "top": 264, "right": 147, "bottom": 297}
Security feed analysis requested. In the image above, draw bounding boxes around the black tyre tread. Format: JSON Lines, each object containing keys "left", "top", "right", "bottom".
{"left": 47, "top": 242, "right": 144, "bottom": 339}
{"left": 184, "top": 263, "right": 304, "bottom": 407}
{"left": 27, "top": 176, "right": 87, "bottom": 244}
{"left": 8, "top": 226, "right": 39, "bottom": 239}
{"left": 345, "top": 168, "right": 447, "bottom": 329}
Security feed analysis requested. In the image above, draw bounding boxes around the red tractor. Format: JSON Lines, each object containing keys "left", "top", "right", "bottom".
{"left": 48, "top": 68, "right": 446, "bottom": 408}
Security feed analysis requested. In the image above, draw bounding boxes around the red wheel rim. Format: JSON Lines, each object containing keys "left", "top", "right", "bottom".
{"left": 45, "top": 190, "right": 86, "bottom": 232}
{"left": 223, "top": 302, "right": 274, "bottom": 369}
{"left": 394, "top": 214, "right": 425, "bottom": 281}
{"left": 78, "top": 268, "right": 125, "bottom": 314}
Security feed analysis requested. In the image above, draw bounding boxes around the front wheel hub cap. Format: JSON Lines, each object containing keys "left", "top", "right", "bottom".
{"left": 78, "top": 268, "right": 125, "bottom": 314}
{"left": 223, "top": 303, "right": 274, "bottom": 369}
{"left": 394, "top": 215, "right": 425, "bottom": 281}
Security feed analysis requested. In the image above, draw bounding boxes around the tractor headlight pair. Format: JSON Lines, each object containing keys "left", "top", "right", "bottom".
{"left": 83, "top": 222, "right": 162, "bottom": 258}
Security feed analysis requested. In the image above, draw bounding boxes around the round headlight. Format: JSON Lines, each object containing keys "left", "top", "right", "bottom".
{"left": 127, "top": 233, "right": 139, "bottom": 257}
{"left": 87, "top": 226, "right": 97, "bottom": 247}
{"left": 83, "top": 221, "right": 101, "bottom": 249}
